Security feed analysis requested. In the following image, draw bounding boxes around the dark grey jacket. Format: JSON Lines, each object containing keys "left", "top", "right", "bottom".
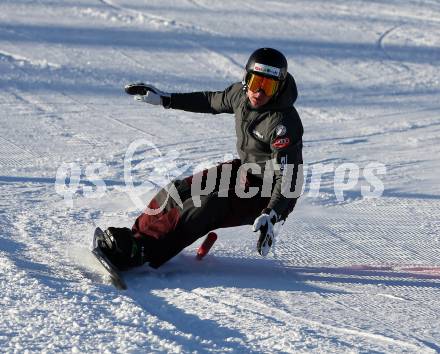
{"left": 169, "top": 73, "right": 304, "bottom": 218}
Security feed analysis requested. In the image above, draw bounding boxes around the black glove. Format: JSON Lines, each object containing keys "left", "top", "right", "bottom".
{"left": 124, "top": 83, "right": 171, "bottom": 107}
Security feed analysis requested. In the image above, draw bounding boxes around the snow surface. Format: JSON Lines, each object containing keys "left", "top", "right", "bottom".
{"left": 1, "top": 0, "right": 440, "bottom": 352}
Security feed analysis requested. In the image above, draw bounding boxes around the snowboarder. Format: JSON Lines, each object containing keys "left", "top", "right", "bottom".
{"left": 99, "top": 48, "right": 304, "bottom": 270}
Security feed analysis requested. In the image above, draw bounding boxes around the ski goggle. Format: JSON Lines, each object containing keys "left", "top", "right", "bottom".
{"left": 246, "top": 73, "right": 280, "bottom": 97}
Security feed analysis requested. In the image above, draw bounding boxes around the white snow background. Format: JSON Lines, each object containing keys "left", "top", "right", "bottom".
{"left": 1, "top": 0, "right": 440, "bottom": 352}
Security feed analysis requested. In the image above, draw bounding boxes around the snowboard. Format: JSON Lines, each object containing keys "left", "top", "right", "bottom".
{"left": 91, "top": 227, "right": 127, "bottom": 290}
{"left": 196, "top": 232, "right": 217, "bottom": 260}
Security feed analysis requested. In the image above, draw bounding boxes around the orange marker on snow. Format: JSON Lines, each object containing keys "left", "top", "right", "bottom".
{"left": 196, "top": 232, "right": 217, "bottom": 260}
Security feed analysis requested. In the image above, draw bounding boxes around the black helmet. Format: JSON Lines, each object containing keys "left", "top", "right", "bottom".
{"left": 245, "top": 48, "right": 288, "bottom": 81}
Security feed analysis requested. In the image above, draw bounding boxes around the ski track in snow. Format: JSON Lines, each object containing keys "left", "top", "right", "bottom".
{"left": 98, "top": 0, "right": 224, "bottom": 36}
{"left": 1, "top": 0, "right": 440, "bottom": 352}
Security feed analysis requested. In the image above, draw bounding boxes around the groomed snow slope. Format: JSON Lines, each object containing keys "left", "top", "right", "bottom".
{"left": 1, "top": 0, "right": 440, "bottom": 352}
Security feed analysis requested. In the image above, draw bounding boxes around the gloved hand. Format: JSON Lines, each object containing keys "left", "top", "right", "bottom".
{"left": 252, "top": 208, "right": 278, "bottom": 256}
{"left": 124, "top": 83, "right": 171, "bottom": 107}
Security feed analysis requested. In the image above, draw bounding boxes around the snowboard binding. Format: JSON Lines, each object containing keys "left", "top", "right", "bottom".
{"left": 91, "top": 227, "right": 127, "bottom": 290}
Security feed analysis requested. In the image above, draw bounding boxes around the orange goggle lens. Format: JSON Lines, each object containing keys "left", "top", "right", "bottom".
{"left": 247, "top": 74, "right": 279, "bottom": 96}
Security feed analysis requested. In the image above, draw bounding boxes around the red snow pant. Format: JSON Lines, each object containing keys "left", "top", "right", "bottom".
{"left": 132, "top": 159, "right": 289, "bottom": 268}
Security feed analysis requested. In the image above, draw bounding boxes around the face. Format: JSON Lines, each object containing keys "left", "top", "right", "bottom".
{"left": 247, "top": 88, "right": 272, "bottom": 108}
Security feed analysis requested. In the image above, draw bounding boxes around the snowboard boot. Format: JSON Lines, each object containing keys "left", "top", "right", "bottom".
{"left": 98, "top": 227, "right": 147, "bottom": 270}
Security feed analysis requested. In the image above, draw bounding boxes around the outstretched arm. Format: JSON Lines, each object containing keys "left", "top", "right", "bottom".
{"left": 125, "top": 82, "right": 242, "bottom": 115}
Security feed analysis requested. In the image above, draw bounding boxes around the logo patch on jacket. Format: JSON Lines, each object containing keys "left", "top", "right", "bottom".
{"left": 272, "top": 137, "right": 291, "bottom": 149}
{"left": 275, "top": 125, "right": 287, "bottom": 137}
